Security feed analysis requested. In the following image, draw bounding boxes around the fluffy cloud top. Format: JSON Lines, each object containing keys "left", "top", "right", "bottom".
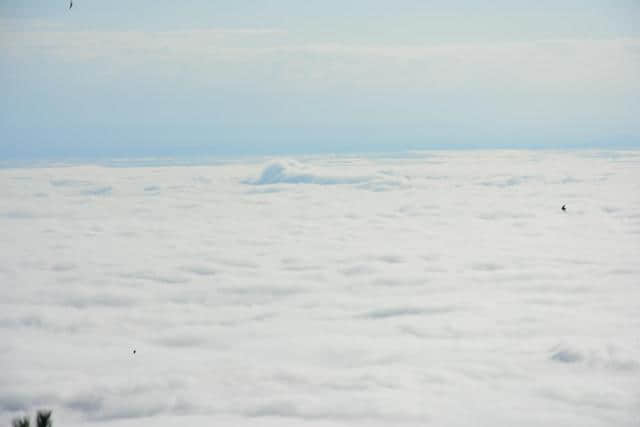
{"left": 247, "top": 160, "right": 368, "bottom": 185}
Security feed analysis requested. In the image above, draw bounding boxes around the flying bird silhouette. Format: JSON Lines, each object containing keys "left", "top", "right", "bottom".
{"left": 69, "top": 0, "right": 73, "bottom": 9}
{"left": 561, "top": 205, "right": 566, "bottom": 211}
{"left": 133, "top": 349, "right": 136, "bottom": 355}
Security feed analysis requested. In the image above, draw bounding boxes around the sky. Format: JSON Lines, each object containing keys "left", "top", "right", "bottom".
{"left": 1, "top": 1, "right": 640, "bottom": 159}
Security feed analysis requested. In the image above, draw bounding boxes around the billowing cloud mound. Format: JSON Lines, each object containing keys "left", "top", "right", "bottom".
{"left": 248, "top": 159, "right": 366, "bottom": 185}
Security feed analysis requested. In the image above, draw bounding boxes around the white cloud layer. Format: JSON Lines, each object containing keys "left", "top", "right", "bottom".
{"left": 1, "top": 151, "right": 639, "bottom": 426}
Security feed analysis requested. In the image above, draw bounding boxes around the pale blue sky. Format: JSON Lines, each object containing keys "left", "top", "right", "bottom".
{"left": 1, "top": 1, "right": 639, "bottom": 159}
